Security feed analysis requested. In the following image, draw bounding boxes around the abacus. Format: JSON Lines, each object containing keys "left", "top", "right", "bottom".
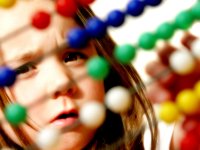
{"left": 0, "top": 0, "right": 200, "bottom": 150}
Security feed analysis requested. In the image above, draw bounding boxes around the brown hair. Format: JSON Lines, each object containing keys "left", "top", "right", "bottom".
{"left": 0, "top": 6, "right": 158, "bottom": 150}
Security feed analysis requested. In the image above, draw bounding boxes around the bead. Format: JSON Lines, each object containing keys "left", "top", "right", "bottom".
{"left": 56, "top": 0, "right": 78, "bottom": 17}
{"left": 86, "top": 56, "right": 110, "bottom": 80}
{"left": 180, "top": 132, "right": 199, "bottom": 150}
{"left": 80, "top": 101, "right": 106, "bottom": 128}
{"left": 191, "top": 2, "right": 200, "bottom": 20}
{"left": 169, "top": 50, "right": 195, "bottom": 75}
{"left": 0, "top": 0, "right": 16, "bottom": 8}
{"left": 106, "top": 10, "right": 125, "bottom": 27}
{"left": 31, "top": 11, "right": 51, "bottom": 30}
{"left": 156, "top": 22, "right": 176, "bottom": 40}
{"left": 4, "top": 103, "right": 27, "bottom": 126}
{"left": 176, "top": 89, "right": 200, "bottom": 115}
{"left": 138, "top": 32, "right": 157, "bottom": 50}
{"left": 126, "top": 0, "right": 146, "bottom": 17}
{"left": 85, "top": 17, "right": 107, "bottom": 39}
{"left": 36, "top": 126, "right": 61, "bottom": 150}
{"left": 67, "top": 27, "right": 89, "bottom": 48}
{"left": 159, "top": 101, "right": 179, "bottom": 123}
{"left": 114, "top": 44, "right": 137, "bottom": 64}
{"left": 0, "top": 67, "right": 16, "bottom": 87}
{"left": 190, "top": 39, "right": 200, "bottom": 60}
{"left": 145, "top": 0, "right": 162, "bottom": 7}
{"left": 77, "top": 0, "right": 95, "bottom": 6}
{"left": 194, "top": 81, "right": 200, "bottom": 99}
{"left": 105, "top": 86, "right": 132, "bottom": 113}
{"left": 174, "top": 10, "right": 195, "bottom": 30}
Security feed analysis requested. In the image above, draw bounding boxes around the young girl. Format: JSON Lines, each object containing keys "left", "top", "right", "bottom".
{"left": 0, "top": 1, "right": 158, "bottom": 149}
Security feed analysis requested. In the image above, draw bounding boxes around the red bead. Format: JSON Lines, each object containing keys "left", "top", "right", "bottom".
{"left": 77, "top": 0, "right": 95, "bottom": 6}
{"left": 56, "top": 0, "right": 78, "bottom": 17}
{"left": 180, "top": 132, "right": 199, "bottom": 150}
{"left": 31, "top": 11, "right": 51, "bottom": 29}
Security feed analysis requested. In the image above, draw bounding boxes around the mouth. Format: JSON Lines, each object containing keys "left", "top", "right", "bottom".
{"left": 50, "top": 111, "right": 79, "bottom": 127}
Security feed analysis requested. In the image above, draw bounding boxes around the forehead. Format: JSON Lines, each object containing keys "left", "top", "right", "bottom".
{"left": 0, "top": 1, "right": 78, "bottom": 64}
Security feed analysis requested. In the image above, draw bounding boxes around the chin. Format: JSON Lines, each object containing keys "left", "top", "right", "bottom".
{"left": 55, "top": 128, "right": 95, "bottom": 150}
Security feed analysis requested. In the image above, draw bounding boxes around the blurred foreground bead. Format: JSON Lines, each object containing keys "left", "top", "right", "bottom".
{"left": 80, "top": 101, "right": 106, "bottom": 128}
{"left": 85, "top": 17, "right": 107, "bottom": 38}
{"left": 159, "top": 101, "right": 179, "bottom": 123}
{"left": 4, "top": 103, "right": 27, "bottom": 126}
{"left": 105, "top": 86, "right": 132, "bottom": 113}
{"left": 190, "top": 39, "right": 200, "bottom": 60}
{"left": 31, "top": 11, "right": 51, "bottom": 30}
{"left": 191, "top": 2, "right": 200, "bottom": 20}
{"left": 56, "top": 0, "right": 78, "bottom": 17}
{"left": 0, "top": 0, "right": 16, "bottom": 8}
{"left": 176, "top": 89, "right": 200, "bottom": 115}
{"left": 126, "top": 0, "right": 145, "bottom": 17}
{"left": 138, "top": 32, "right": 157, "bottom": 50}
{"left": 36, "top": 126, "right": 61, "bottom": 150}
{"left": 87, "top": 56, "right": 109, "bottom": 80}
{"left": 67, "top": 28, "right": 89, "bottom": 48}
{"left": 114, "top": 44, "right": 136, "bottom": 64}
{"left": 174, "top": 10, "right": 194, "bottom": 30}
{"left": 169, "top": 50, "right": 195, "bottom": 75}
{"left": 0, "top": 67, "right": 16, "bottom": 87}
{"left": 156, "top": 22, "right": 176, "bottom": 40}
{"left": 106, "top": 10, "right": 125, "bottom": 27}
{"left": 180, "top": 132, "right": 199, "bottom": 150}
{"left": 77, "top": 0, "right": 95, "bottom": 6}
{"left": 145, "top": 0, "right": 162, "bottom": 6}
{"left": 194, "top": 81, "right": 200, "bottom": 98}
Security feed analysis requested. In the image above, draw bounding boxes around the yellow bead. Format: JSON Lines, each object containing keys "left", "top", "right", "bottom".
{"left": 194, "top": 81, "right": 200, "bottom": 99}
{"left": 176, "top": 89, "right": 200, "bottom": 115}
{"left": 0, "top": 0, "right": 16, "bottom": 8}
{"left": 159, "top": 101, "right": 180, "bottom": 124}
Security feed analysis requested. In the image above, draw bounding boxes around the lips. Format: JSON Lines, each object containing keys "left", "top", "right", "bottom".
{"left": 50, "top": 110, "right": 78, "bottom": 127}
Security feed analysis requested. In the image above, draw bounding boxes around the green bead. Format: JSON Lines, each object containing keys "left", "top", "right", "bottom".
{"left": 156, "top": 22, "right": 176, "bottom": 40}
{"left": 87, "top": 56, "right": 110, "bottom": 80}
{"left": 4, "top": 103, "right": 27, "bottom": 126}
{"left": 114, "top": 44, "right": 137, "bottom": 64}
{"left": 191, "top": 2, "right": 200, "bottom": 20}
{"left": 174, "top": 10, "right": 195, "bottom": 30}
{"left": 138, "top": 32, "right": 157, "bottom": 50}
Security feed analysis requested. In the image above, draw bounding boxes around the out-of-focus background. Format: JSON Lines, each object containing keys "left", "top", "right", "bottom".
{"left": 90, "top": 0, "right": 199, "bottom": 149}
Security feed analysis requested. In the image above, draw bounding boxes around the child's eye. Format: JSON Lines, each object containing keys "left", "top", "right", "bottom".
{"left": 63, "top": 52, "right": 87, "bottom": 63}
{"left": 15, "top": 62, "right": 37, "bottom": 75}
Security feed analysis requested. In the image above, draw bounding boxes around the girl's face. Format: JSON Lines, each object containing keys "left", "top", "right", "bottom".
{"left": 0, "top": 1, "right": 105, "bottom": 149}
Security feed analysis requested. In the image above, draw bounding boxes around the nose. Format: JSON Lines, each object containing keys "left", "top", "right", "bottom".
{"left": 43, "top": 56, "right": 77, "bottom": 99}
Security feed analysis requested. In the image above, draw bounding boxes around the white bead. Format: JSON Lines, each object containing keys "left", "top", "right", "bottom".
{"left": 80, "top": 101, "right": 106, "bottom": 129}
{"left": 36, "top": 126, "right": 61, "bottom": 150}
{"left": 191, "top": 39, "right": 200, "bottom": 60}
{"left": 105, "top": 86, "right": 132, "bottom": 113}
{"left": 169, "top": 50, "right": 195, "bottom": 75}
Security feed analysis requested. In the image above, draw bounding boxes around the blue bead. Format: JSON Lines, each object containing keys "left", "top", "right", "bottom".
{"left": 126, "top": 0, "right": 146, "bottom": 17}
{"left": 0, "top": 67, "right": 16, "bottom": 87}
{"left": 85, "top": 17, "right": 107, "bottom": 39}
{"left": 106, "top": 10, "right": 125, "bottom": 27}
{"left": 67, "top": 27, "right": 89, "bottom": 49}
{"left": 145, "top": 0, "right": 162, "bottom": 6}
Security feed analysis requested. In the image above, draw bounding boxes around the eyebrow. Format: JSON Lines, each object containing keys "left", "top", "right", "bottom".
{"left": 13, "top": 42, "right": 69, "bottom": 68}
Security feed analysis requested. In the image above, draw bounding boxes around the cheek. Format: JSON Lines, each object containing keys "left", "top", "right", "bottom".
{"left": 78, "top": 77, "right": 105, "bottom": 102}
{"left": 9, "top": 77, "right": 45, "bottom": 106}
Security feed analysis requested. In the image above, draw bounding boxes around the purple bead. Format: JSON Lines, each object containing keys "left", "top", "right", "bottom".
{"left": 0, "top": 67, "right": 16, "bottom": 87}
{"left": 85, "top": 17, "right": 107, "bottom": 39}
{"left": 126, "top": 0, "right": 146, "bottom": 17}
{"left": 145, "top": 0, "right": 162, "bottom": 6}
{"left": 67, "top": 27, "right": 89, "bottom": 49}
{"left": 106, "top": 10, "right": 125, "bottom": 27}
